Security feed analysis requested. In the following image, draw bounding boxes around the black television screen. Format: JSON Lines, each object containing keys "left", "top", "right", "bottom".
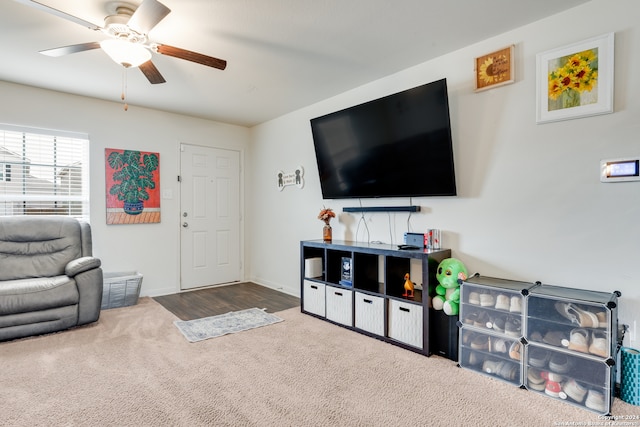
{"left": 310, "top": 78, "right": 456, "bottom": 199}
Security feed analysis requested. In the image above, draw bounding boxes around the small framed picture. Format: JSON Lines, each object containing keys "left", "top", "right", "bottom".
{"left": 536, "top": 32, "right": 614, "bottom": 124}
{"left": 474, "top": 45, "right": 515, "bottom": 92}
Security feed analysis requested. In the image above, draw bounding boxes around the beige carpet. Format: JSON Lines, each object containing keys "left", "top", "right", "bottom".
{"left": 1, "top": 297, "right": 639, "bottom": 427}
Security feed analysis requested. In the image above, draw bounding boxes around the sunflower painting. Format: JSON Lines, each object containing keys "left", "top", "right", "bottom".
{"left": 547, "top": 48, "right": 599, "bottom": 111}
{"left": 536, "top": 33, "right": 614, "bottom": 124}
{"left": 474, "top": 45, "right": 514, "bottom": 91}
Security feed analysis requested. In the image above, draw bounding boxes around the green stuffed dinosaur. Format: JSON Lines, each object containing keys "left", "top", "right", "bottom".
{"left": 433, "top": 258, "right": 468, "bottom": 316}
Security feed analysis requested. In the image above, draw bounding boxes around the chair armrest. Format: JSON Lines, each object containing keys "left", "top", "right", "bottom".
{"left": 65, "top": 256, "right": 102, "bottom": 277}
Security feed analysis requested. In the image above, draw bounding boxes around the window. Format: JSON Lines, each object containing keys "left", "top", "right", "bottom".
{"left": 0, "top": 124, "right": 89, "bottom": 220}
{"left": 0, "top": 163, "right": 7, "bottom": 181}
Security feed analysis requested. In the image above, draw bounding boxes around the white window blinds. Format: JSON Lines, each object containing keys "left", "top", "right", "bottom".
{"left": 0, "top": 124, "right": 90, "bottom": 220}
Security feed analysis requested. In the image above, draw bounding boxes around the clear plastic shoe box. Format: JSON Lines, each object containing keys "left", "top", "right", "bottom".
{"left": 524, "top": 285, "right": 619, "bottom": 415}
{"left": 458, "top": 275, "right": 539, "bottom": 386}
{"left": 525, "top": 343, "right": 611, "bottom": 414}
{"left": 459, "top": 327, "right": 523, "bottom": 386}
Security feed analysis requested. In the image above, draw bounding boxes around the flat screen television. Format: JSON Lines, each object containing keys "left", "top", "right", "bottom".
{"left": 310, "top": 78, "right": 456, "bottom": 199}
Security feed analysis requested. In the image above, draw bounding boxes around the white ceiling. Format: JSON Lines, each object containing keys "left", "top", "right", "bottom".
{"left": 1, "top": 0, "right": 591, "bottom": 127}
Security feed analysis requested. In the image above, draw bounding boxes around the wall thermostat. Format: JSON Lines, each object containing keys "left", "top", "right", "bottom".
{"left": 600, "top": 157, "right": 640, "bottom": 182}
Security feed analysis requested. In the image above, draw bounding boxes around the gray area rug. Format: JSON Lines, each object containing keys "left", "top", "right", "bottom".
{"left": 174, "top": 307, "right": 283, "bottom": 342}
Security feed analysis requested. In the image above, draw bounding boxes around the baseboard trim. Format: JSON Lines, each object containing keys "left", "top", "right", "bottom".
{"left": 250, "top": 279, "right": 299, "bottom": 298}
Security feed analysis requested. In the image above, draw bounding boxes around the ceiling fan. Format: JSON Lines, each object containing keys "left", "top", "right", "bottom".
{"left": 14, "top": 0, "right": 227, "bottom": 84}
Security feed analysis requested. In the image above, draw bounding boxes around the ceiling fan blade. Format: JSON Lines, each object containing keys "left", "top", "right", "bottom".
{"left": 127, "top": 0, "right": 171, "bottom": 35}
{"left": 13, "top": 0, "right": 101, "bottom": 30}
{"left": 40, "top": 42, "right": 101, "bottom": 57}
{"left": 155, "top": 44, "right": 227, "bottom": 70}
{"left": 139, "top": 60, "right": 166, "bottom": 84}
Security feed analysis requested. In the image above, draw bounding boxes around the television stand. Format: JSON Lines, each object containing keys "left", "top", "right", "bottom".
{"left": 300, "top": 239, "right": 457, "bottom": 359}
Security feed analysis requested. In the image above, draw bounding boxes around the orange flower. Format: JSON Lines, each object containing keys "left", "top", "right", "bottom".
{"left": 317, "top": 207, "right": 336, "bottom": 223}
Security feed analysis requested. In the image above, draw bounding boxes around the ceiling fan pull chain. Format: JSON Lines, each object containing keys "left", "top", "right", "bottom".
{"left": 122, "top": 67, "right": 129, "bottom": 111}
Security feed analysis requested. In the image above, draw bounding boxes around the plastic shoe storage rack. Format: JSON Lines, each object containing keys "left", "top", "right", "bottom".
{"left": 458, "top": 274, "right": 621, "bottom": 416}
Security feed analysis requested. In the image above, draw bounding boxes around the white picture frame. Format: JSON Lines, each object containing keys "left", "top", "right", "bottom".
{"left": 536, "top": 32, "right": 614, "bottom": 124}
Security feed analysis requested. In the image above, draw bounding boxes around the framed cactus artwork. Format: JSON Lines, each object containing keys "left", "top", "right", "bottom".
{"left": 105, "top": 148, "right": 160, "bottom": 225}
{"left": 536, "top": 32, "right": 614, "bottom": 124}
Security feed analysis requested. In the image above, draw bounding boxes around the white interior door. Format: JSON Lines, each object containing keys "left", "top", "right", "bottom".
{"left": 180, "top": 144, "right": 240, "bottom": 290}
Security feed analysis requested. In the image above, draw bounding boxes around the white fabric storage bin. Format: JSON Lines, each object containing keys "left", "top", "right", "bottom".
{"left": 325, "top": 286, "right": 353, "bottom": 326}
{"left": 302, "top": 280, "right": 326, "bottom": 317}
{"left": 304, "top": 257, "right": 323, "bottom": 278}
{"left": 101, "top": 271, "right": 143, "bottom": 309}
{"left": 388, "top": 299, "right": 423, "bottom": 348}
{"left": 355, "top": 292, "right": 384, "bottom": 336}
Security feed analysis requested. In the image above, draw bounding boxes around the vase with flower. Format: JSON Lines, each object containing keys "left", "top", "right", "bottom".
{"left": 317, "top": 207, "right": 336, "bottom": 243}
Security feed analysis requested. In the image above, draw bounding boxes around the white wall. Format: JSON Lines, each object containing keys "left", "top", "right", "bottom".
{"left": 0, "top": 81, "right": 250, "bottom": 297}
{"left": 249, "top": 0, "right": 640, "bottom": 348}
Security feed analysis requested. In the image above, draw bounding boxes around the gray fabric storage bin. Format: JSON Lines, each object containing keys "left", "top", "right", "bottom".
{"left": 101, "top": 271, "right": 143, "bottom": 309}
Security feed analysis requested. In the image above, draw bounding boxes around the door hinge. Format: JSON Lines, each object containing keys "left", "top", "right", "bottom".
{"left": 177, "top": 175, "right": 181, "bottom": 182}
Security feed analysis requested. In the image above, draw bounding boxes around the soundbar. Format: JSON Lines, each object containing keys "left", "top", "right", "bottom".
{"left": 343, "top": 206, "right": 420, "bottom": 213}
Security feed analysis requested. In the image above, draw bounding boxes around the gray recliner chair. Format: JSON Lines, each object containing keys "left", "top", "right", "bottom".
{"left": 0, "top": 215, "right": 103, "bottom": 341}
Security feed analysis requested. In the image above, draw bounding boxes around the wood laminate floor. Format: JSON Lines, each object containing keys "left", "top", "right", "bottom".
{"left": 153, "top": 282, "right": 300, "bottom": 321}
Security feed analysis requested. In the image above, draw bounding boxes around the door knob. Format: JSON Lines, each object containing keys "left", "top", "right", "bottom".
{"left": 182, "top": 222, "right": 189, "bottom": 228}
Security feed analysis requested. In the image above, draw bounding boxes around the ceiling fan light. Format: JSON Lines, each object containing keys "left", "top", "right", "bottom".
{"left": 100, "top": 39, "right": 151, "bottom": 68}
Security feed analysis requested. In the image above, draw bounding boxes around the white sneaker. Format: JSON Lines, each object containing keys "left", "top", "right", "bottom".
{"left": 490, "top": 338, "right": 507, "bottom": 354}
{"left": 468, "top": 292, "right": 480, "bottom": 305}
{"left": 495, "top": 294, "right": 510, "bottom": 310}
{"left": 527, "top": 368, "right": 545, "bottom": 388}
{"left": 589, "top": 330, "right": 609, "bottom": 358}
{"left": 564, "top": 379, "right": 588, "bottom": 403}
{"left": 567, "top": 328, "right": 589, "bottom": 354}
{"left": 479, "top": 293, "right": 495, "bottom": 307}
{"left": 585, "top": 389, "right": 606, "bottom": 412}
{"left": 509, "top": 296, "right": 522, "bottom": 313}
